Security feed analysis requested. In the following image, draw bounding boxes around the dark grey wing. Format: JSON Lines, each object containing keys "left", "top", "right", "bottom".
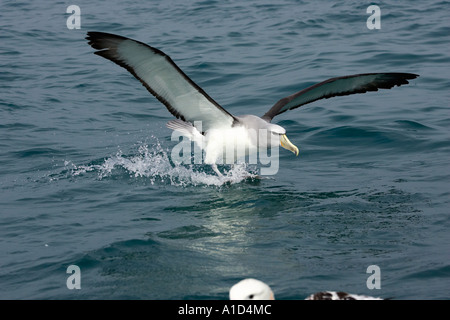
{"left": 262, "top": 73, "right": 419, "bottom": 121}
{"left": 86, "top": 32, "right": 238, "bottom": 131}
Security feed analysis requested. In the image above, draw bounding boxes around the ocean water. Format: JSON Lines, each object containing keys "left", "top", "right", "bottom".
{"left": 1, "top": 0, "right": 449, "bottom": 300}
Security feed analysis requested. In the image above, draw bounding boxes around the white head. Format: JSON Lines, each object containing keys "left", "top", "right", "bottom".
{"left": 229, "top": 278, "right": 275, "bottom": 300}
{"left": 236, "top": 115, "right": 299, "bottom": 156}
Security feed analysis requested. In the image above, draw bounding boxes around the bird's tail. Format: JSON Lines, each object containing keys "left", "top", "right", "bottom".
{"left": 166, "top": 119, "right": 204, "bottom": 145}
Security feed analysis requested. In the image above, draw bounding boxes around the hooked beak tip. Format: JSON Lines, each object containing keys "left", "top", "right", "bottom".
{"left": 280, "top": 134, "right": 299, "bottom": 156}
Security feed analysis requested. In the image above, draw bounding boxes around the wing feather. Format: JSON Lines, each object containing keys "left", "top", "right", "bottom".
{"left": 262, "top": 73, "right": 419, "bottom": 121}
{"left": 86, "top": 32, "right": 237, "bottom": 131}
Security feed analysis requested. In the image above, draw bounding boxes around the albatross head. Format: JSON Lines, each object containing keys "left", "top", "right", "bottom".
{"left": 237, "top": 115, "right": 299, "bottom": 157}
{"left": 229, "top": 278, "right": 275, "bottom": 300}
{"left": 267, "top": 123, "right": 299, "bottom": 157}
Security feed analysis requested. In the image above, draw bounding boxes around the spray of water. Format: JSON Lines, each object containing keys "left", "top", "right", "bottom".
{"left": 65, "top": 138, "right": 259, "bottom": 187}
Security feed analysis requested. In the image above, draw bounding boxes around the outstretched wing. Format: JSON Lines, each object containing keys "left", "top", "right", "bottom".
{"left": 262, "top": 73, "right": 419, "bottom": 121}
{"left": 86, "top": 32, "right": 237, "bottom": 131}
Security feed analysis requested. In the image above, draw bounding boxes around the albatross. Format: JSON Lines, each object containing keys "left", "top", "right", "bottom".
{"left": 86, "top": 32, "right": 418, "bottom": 176}
{"left": 229, "top": 278, "right": 384, "bottom": 300}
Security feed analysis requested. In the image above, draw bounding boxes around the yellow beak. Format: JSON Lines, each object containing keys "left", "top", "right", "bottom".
{"left": 280, "top": 134, "right": 299, "bottom": 156}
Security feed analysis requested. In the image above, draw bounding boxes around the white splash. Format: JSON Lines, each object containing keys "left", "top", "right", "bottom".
{"left": 65, "top": 139, "right": 258, "bottom": 187}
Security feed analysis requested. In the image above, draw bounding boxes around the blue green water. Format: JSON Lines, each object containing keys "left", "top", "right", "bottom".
{"left": 1, "top": 0, "right": 449, "bottom": 299}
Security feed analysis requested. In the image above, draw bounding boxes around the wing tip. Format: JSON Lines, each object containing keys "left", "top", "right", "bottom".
{"left": 401, "top": 72, "right": 420, "bottom": 79}
{"left": 85, "top": 31, "right": 123, "bottom": 41}
{"left": 393, "top": 72, "right": 420, "bottom": 81}
{"left": 85, "top": 31, "right": 127, "bottom": 51}
{"left": 389, "top": 72, "right": 420, "bottom": 88}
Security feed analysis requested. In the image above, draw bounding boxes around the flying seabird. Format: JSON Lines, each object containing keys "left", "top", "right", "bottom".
{"left": 86, "top": 32, "right": 418, "bottom": 176}
{"left": 229, "top": 278, "right": 384, "bottom": 300}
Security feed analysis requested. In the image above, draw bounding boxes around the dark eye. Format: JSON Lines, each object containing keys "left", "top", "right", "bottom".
{"left": 248, "top": 294, "right": 254, "bottom": 299}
